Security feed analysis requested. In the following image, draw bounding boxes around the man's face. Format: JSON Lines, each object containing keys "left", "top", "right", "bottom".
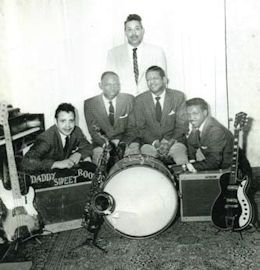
{"left": 56, "top": 111, "right": 75, "bottom": 136}
{"left": 186, "top": 105, "right": 208, "bottom": 128}
{"left": 146, "top": 70, "right": 167, "bottom": 95}
{"left": 99, "top": 74, "right": 120, "bottom": 100}
{"left": 125, "top": 20, "right": 144, "bottom": 47}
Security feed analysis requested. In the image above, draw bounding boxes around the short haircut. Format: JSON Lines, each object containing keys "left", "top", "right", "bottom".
{"left": 186, "top": 98, "right": 208, "bottom": 111}
{"left": 55, "top": 103, "right": 76, "bottom": 119}
{"left": 124, "top": 14, "right": 142, "bottom": 28}
{"left": 100, "top": 71, "right": 119, "bottom": 81}
{"left": 145, "top": 65, "right": 166, "bottom": 78}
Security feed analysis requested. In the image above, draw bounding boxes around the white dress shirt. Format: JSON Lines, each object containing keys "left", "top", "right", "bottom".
{"left": 151, "top": 90, "right": 166, "bottom": 110}
{"left": 102, "top": 95, "right": 117, "bottom": 115}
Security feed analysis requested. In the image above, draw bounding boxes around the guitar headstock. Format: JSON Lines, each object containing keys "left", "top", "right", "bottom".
{"left": 0, "top": 101, "right": 9, "bottom": 126}
{"left": 234, "top": 112, "right": 248, "bottom": 131}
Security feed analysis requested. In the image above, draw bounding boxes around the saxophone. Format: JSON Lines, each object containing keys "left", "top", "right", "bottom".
{"left": 82, "top": 127, "right": 115, "bottom": 233}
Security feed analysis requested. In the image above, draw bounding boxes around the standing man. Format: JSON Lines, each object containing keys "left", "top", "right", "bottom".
{"left": 184, "top": 98, "right": 233, "bottom": 171}
{"left": 21, "top": 103, "right": 93, "bottom": 172}
{"left": 134, "top": 65, "right": 188, "bottom": 165}
{"left": 106, "top": 14, "right": 167, "bottom": 96}
{"left": 84, "top": 71, "right": 138, "bottom": 165}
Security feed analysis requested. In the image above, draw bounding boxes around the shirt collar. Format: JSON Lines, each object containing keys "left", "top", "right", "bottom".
{"left": 151, "top": 90, "right": 166, "bottom": 105}
{"left": 127, "top": 42, "right": 144, "bottom": 55}
{"left": 102, "top": 95, "right": 117, "bottom": 105}
{"left": 58, "top": 131, "right": 68, "bottom": 146}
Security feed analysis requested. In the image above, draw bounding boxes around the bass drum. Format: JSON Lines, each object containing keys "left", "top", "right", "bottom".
{"left": 103, "top": 155, "right": 178, "bottom": 238}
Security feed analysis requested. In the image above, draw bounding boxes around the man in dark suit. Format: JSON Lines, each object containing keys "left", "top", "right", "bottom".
{"left": 21, "top": 103, "right": 93, "bottom": 172}
{"left": 134, "top": 65, "right": 188, "bottom": 165}
{"left": 184, "top": 97, "right": 233, "bottom": 171}
{"left": 84, "top": 71, "right": 138, "bottom": 165}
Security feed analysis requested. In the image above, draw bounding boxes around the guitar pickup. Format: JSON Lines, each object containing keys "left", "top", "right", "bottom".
{"left": 225, "top": 198, "right": 238, "bottom": 203}
{"left": 224, "top": 204, "right": 239, "bottom": 209}
{"left": 227, "top": 185, "right": 238, "bottom": 191}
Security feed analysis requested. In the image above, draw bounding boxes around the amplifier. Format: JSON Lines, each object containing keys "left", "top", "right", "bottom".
{"left": 179, "top": 170, "right": 229, "bottom": 222}
{"left": 28, "top": 162, "right": 96, "bottom": 232}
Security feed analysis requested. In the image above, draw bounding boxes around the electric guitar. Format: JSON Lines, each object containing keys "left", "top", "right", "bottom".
{"left": 0, "top": 101, "right": 41, "bottom": 242}
{"left": 211, "top": 112, "right": 253, "bottom": 230}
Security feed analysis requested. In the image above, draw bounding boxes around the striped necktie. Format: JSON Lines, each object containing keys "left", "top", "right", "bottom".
{"left": 133, "top": 48, "right": 139, "bottom": 85}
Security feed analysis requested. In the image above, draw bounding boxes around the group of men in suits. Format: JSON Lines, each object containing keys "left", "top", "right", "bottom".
{"left": 21, "top": 13, "right": 233, "bottom": 174}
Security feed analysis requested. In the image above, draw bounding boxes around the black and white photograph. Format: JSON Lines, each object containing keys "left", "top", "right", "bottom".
{"left": 0, "top": 0, "right": 259, "bottom": 269}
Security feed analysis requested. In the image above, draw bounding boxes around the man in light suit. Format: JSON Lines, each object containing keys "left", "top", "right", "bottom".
{"left": 134, "top": 65, "right": 188, "bottom": 165}
{"left": 21, "top": 103, "right": 93, "bottom": 172}
{"left": 84, "top": 71, "right": 138, "bottom": 165}
{"left": 106, "top": 14, "right": 167, "bottom": 96}
{"left": 184, "top": 98, "right": 234, "bottom": 171}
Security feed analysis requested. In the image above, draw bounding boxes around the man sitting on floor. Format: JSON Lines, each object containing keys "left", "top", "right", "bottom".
{"left": 21, "top": 103, "right": 93, "bottom": 172}
{"left": 183, "top": 97, "right": 233, "bottom": 172}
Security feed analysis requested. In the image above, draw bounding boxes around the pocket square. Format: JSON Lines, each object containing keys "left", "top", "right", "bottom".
{"left": 119, "top": 113, "right": 128, "bottom": 119}
{"left": 168, "top": 110, "right": 175, "bottom": 116}
{"left": 201, "top": 146, "right": 208, "bottom": 150}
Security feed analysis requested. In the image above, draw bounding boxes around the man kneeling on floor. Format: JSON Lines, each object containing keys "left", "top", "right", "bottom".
{"left": 183, "top": 97, "right": 233, "bottom": 172}
{"left": 21, "top": 103, "right": 93, "bottom": 188}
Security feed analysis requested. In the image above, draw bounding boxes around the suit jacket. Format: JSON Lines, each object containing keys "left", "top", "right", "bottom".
{"left": 106, "top": 43, "right": 167, "bottom": 96}
{"left": 134, "top": 89, "right": 187, "bottom": 144}
{"left": 186, "top": 116, "right": 234, "bottom": 170}
{"left": 21, "top": 125, "right": 92, "bottom": 172}
{"left": 84, "top": 93, "right": 136, "bottom": 146}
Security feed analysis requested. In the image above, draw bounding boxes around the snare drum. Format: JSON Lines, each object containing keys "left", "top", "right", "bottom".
{"left": 102, "top": 155, "right": 178, "bottom": 238}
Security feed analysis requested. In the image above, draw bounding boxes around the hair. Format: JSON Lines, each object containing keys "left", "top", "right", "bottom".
{"left": 124, "top": 14, "right": 143, "bottom": 28}
{"left": 100, "top": 71, "right": 119, "bottom": 81}
{"left": 55, "top": 103, "right": 76, "bottom": 119}
{"left": 186, "top": 98, "right": 208, "bottom": 111}
{"left": 145, "top": 65, "right": 166, "bottom": 78}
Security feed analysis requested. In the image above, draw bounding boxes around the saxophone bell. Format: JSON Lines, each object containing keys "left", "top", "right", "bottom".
{"left": 91, "top": 191, "right": 115, "bottom": 215}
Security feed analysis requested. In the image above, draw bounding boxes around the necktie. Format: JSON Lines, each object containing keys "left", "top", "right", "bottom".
{"left": 155, "top": 96, "right": 162, "bottom": 122}
{"left": 64, "top": 136, "right": 70, "bottom": 153}
{"left": 190, "top": 128, "right": 200, "bottom": 148}
{"left": 109, "top": 101, "right": 114, "bottom": 126}
{"left": 133, "top": 48, "right": 139, "bottom": 85}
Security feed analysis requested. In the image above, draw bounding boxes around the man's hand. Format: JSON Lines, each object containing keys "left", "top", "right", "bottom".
{"left": 51, "top": 159, "right": 75, "bottom": 169}
{"left": 69, "top": 152, "right": 82, "bottom": 165}
{"left": 152, "top": 139, "right": 160, "bottom": 150}
{"left": 158, "top": 139, "right": 170, "bottom": 157}
{"left": 185, "top": 163, "right": 197, "bottom": 173}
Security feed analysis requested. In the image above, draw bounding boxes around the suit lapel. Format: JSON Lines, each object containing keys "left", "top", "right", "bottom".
{"left": 146, "top": 92, "right": 157, "bottom": 121}
{"left": 161, "top": 90, "right": 172, "bottom": 124}
{"left": 54, "top": 126, "right": 66, "bottom": 158}
{"left": 96, "top": 95, "right": 111, "bottom": 126}
{"left": 114, "top": 94, "right": 123, "bottom": 125}
{"left": 200, "top": 117, "right": 211, "bottom": 142}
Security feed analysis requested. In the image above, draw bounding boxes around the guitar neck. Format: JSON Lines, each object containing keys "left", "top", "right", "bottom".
{"left": 230, "top": 129, "right": 240, "bottom": 184}
{"left": 3, "top": 116, "right": 21, "bottom": 199}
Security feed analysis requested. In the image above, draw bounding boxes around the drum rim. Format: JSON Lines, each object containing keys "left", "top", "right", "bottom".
{"left": 107, "top": 154, "right": 175, "bottom": 184}
{"left": 102, "top": 155, "right": 179, "bottom": 238}
{"left": 104, "top": 199, "right": 178, "bottom": 239}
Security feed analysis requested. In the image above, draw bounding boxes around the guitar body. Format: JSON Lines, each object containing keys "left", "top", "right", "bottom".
{"left": 0, "top": 102, "right": 42, "bottom": 242}
{"left": 211, "top": 172, "right": 253, "bottom": 230}
{"left": 0, "top": 180, "right": 41, "bottom": 242}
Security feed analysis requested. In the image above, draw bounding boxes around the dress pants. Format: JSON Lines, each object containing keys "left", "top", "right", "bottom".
{"left": 140, "top": 142, "right": 188, "bottom": 165}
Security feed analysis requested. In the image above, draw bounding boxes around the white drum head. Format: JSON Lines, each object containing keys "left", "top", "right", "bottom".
{"left": 104, "top": 165, "right": 178, "bottom": 238}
